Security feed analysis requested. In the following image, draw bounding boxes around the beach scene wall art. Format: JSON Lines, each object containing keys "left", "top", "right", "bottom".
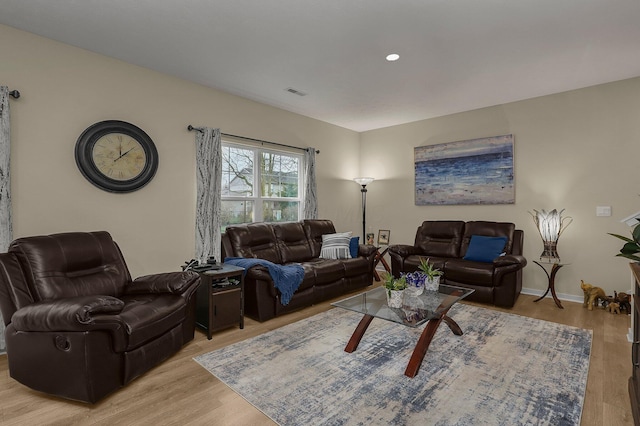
{"left": 415, "top": 134, "right": 514, "bottom": 205}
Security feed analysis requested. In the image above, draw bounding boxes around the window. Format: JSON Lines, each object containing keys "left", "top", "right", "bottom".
{"left": 221, "top": 142, "right": 302, "bottom": 230}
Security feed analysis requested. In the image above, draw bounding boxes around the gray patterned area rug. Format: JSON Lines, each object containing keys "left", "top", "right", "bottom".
{"left": 194, "top": 304, "right": 591, "bottom": 426}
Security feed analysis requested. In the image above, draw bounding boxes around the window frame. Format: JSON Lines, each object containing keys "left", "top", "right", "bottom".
{"left": 221, "top": 139, "right": 304, "bottom": 227}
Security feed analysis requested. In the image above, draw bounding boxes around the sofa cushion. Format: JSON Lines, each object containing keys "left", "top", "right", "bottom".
{"left": 461, "top": 221, "right": 515, "bottom": 256}
{"left": 295, "top": 263, "right": 316, "bottom": 291}
{"left": 415, "top": 221, "right": 466, "bottom": 258}
{"left": 303, "top": 220, "right": 337, "bottom": 258}
{"left": 463, "top": 235, "right": 508, "bottom": 263}
{"left": 274, "top": 222, "right": 313, "bottom": 263}
{"left": 444, "top": 259, "right": 494, "bottom": 286}
{"left": 401, "top": 255, "right": 448, "bottom": 273}
{"left": 117, "top": 293, "right": 187, "bottom": 351}
{"left": 340, "top": 256, "right": 371, "bottom": 277}
{"left": 225, "top": 223, "right": 282, "bottom": 264}
{"left": 305, "top": 258, "right": 345, "bottom": 285}
{"left": 9, "top": 231, "right": 131, "bottom": 301}
{"left": 320, "top": 232, "right": 352, "bottom": 259}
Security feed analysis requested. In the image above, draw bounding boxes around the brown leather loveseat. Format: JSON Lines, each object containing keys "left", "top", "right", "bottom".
{"left": 0, "top": 231, "right": 200, "bottom": 403}
{"left": 222, "top": 219, "right": 376, "bottom": 321}
{"left": 389, "top": 221, "right": 527, "bottom": 307}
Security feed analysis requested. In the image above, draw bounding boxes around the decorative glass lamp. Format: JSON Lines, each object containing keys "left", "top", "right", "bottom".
{"left": 530, "top": 209, "right": 573, "bottom": 262}
{"left": 354, "top": 177, "right": 374, "bottom": 239}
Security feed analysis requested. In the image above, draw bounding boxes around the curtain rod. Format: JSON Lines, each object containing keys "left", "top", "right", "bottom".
{"left": 8, "top": 90, "right": 20, "bottom": 99}
{"left": 187, "top": 125, "right": 319, "bottom": 154}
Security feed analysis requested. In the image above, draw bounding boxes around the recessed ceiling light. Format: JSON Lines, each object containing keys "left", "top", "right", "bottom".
{"left": 386, "top": 53, "right": 400, "bottom": 62}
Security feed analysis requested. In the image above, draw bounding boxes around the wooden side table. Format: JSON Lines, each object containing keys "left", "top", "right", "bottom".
{"left": 373, "top": 246, "right": 391, "bottom": 281}
{"left": 532, "top": 261, "right": 565, "bottom": 309}
{"left": 195, "top": 264, "right": 245, "bottom": 340}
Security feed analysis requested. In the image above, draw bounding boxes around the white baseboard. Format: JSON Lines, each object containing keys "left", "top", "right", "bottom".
{"left": 520, "top": 287, "right": 583, "bottom": 304}
{"left": 521, "top": 287, "right": 634, "bottom": 307}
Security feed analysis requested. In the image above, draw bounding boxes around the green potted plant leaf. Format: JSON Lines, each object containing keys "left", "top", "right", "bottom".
{"left": 418, "top": 257, "right": 442, "bottom": 291}
{"left": 609, "top": 220, "right": 640, "bottom": 262}
{"left": 382, "top": 273, "right": 407, "bottom": 308}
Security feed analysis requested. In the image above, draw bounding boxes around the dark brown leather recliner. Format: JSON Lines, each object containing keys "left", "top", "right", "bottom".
{"left": 0, "top": 231, "right": 200, "bottom": 403}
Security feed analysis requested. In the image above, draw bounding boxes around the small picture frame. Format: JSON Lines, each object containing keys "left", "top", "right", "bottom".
{"left": 366, "top": 233, "right": 375, "bottom": 245}
{"left": 378, "top": 230, "right": 390, "bottom": 245}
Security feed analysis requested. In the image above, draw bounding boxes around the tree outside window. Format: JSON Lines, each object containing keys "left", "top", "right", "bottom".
{"left": 221, "top": 143, "right": 301, "bottom": 230}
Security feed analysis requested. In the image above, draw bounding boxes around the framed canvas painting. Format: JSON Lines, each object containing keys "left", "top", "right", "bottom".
{"left": 415, "top": 134, "right": 515, "bottom": 205}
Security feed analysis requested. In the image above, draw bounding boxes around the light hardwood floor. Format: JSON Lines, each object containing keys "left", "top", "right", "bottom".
{"left": 0, "top": 288, "right": 634, "bottom": 425}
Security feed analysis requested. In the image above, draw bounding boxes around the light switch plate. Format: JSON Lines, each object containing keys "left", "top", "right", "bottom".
{"left": 596, "top": 206, "right": 612, "bottom": 217}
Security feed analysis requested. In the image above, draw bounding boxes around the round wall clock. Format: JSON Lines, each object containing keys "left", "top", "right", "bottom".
{"left": 75, "top": 120, "right": 159, "bottom": 193}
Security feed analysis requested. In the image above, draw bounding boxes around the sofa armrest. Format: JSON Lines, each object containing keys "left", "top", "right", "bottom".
{"left": 493, "top": 255, "right": 527, "bottom": 286}
{"left": 11, "top": 295, "right": 124, "bottom": 331}
{"left": 493, "top": 255, "right": 527, "bottom": 268}
{"left": 388, "top": 244, "right": 422, "bottom": 258}
{"left": 358, "top": 244, "right": 378, "bottom": 258}
{"left": 238, "top": 264, "right": 269, "bottom": 278}
{"left": 126, "top": 271, "right": 200, "bottom": 295}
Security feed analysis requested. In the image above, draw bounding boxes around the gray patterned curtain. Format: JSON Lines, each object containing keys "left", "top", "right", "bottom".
{"left": 303, "top": 147, "right": 318, "bottom": 219}
{"left": 0, "top": 87, "right": 14, "bottom": 353}
{"left": 194, "top": 127, "right": 222, "bottom": 264}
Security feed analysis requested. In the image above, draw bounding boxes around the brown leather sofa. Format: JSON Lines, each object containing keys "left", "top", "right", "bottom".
{"left": 389, "top": 221, "right": 527, "bottom": 307}
{"left": 222, "top": 219, "right": 376, "bottom": 321}
{"left": 0, "top": 231, "right": 200, "bottom": 403}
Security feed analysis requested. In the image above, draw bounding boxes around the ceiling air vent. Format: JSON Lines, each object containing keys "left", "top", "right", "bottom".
{"left": 285, "top": 87, "right": 307, "bottom": 96}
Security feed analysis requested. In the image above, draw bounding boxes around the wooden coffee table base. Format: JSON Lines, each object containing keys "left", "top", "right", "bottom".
{"left": 344, "top": 305, "right": 463, "bottom": 378}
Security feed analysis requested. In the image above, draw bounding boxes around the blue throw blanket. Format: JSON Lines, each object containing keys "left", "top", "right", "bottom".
{"left": 224, "top": 257, "right": 305, "bottom": 306}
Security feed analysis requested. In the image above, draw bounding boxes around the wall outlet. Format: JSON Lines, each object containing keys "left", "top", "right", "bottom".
{"left": 596, "top": 206, "right": 612, "bottom": 217}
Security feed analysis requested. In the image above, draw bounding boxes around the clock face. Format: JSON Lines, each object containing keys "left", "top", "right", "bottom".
{"left": 92, "top": 133, "right": 147, "bottom": 181}
{"left": 75, "top": 121, "right": 158, "bottom": 193}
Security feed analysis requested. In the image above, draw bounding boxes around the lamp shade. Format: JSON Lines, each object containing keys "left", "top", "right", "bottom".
{"left": 354, "top": 177, "right": 374, "bottom": 186}
{"left": 530, "top": 209, "right": 573, "bottom": 262}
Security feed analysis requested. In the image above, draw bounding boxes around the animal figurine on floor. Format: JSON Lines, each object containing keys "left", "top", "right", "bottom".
{"left": 580, "top": 280, "right": 607, "bottom": 311}
{"left": 606, "top": 301, "right": 621, "bottom": 314}
{"left": 615, "top": 291, "right": 632, "bottom": 315}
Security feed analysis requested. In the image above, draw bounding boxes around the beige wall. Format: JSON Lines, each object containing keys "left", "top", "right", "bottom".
{"left": 0, "top": 24, "right": 361, "bottom": 277}
{"left": 360, "top": 77, "right": 640, "bottom": 298}
{"left": 3, "top": 23, "right": 640, "bottom": 299}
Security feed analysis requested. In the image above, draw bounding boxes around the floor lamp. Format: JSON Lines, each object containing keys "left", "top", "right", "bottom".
{"left": 354, "top": 177, "right": 374, "bottom": 240}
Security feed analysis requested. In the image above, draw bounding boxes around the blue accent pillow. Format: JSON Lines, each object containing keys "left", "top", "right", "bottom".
{"left": 463, "top": 235, "right": 508, "bottom": 263}
{"left": 349, "top": 237, "right": 360, "bottom": 258}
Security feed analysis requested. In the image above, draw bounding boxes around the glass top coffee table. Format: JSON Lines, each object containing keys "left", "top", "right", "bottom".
{"left": 332, "top": 284, "right": 474, "bottom": 378}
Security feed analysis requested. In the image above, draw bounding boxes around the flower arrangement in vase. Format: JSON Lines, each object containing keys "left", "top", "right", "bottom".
{"left": 418, "top": 257, "right": 442, "bottom": 291}
{"left": 382, "top": 273, "right": 407, "bottom": 308}
{"left": 403, "top": 271, "right": 425, "bottom": 296}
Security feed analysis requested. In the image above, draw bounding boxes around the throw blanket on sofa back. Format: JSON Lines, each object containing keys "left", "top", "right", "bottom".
{"left": 224, "top": 257, "right": 305, "bottom": 305}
